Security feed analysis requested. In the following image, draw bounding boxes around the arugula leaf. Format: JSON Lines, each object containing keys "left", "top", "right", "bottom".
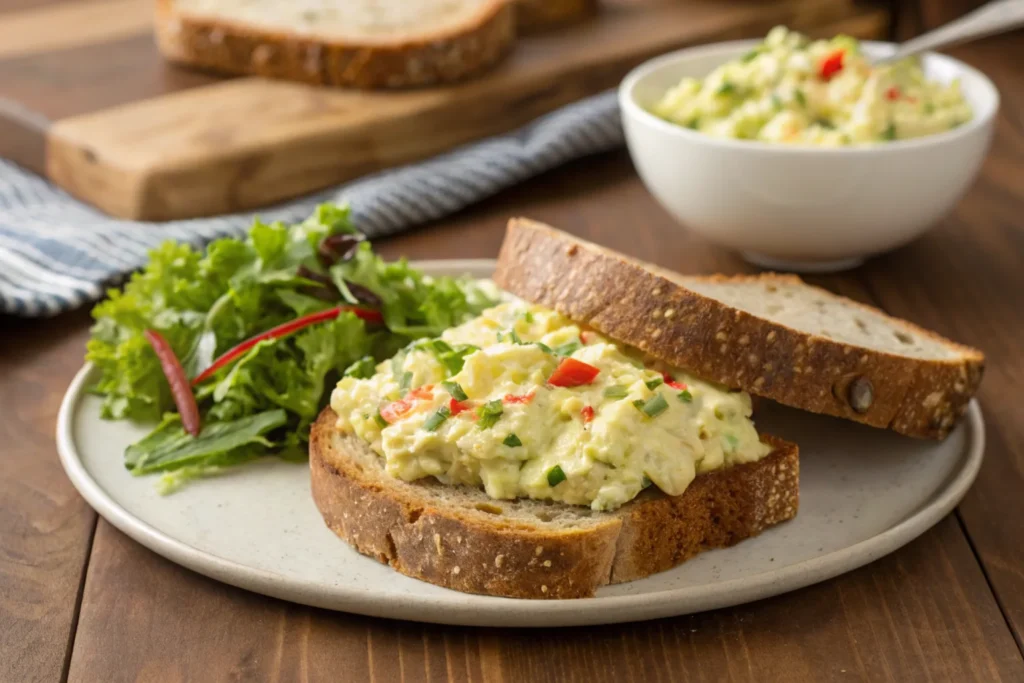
{"left": 125, "top": 410, "right": 288, "bottom": 475}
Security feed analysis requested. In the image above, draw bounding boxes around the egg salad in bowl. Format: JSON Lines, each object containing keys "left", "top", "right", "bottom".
{"left": 650, "top": 26, "right": 972, "bottom": 146}
{"left": 331, "top": 302, "right": 769, "bottom": 512}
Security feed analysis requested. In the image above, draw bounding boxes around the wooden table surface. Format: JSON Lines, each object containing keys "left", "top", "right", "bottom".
{"left": 4, "top": 28, "right": 1024, "bottom": 683}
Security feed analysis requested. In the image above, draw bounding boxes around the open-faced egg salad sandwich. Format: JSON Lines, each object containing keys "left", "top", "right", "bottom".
{"left": 87, "top": 204, "right": 982, "bottom": 600}
{"left": 312, "top": 219, "right": 983, "bottom": 599}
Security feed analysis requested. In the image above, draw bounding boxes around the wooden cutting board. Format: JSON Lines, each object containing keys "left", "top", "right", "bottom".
{"left": 0, "top": 0, "right": 887, "bottom": 221}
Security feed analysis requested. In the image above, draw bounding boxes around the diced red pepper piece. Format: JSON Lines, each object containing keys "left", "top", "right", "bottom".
{"left": 885, "top": 86, "right": 901, "bottom": 101}
{"left": 380, "top": 385, "right": 435, "bottom": 423}
{"left": 408, "top": 385, "right": 434, "bottom": 400}
{"left": 380, "top": 397, "right": 416, "bottom": 424}
{"left": 192, "top": 305, "right": 383, "bottom": 386}
{"left": 661, "top": 372, "right": 674, "bottom": 383}
{"left": 819, "top": 50, "right": 844, "bottom": 81}
{"left": 144, "top": 329, "right": 201, "bottom": 437}
{"left": 580, "top": 331, "right": 595, "bottom": 344}
{"left": 503, "top": 391, "right": 536, "bottom": 405}
{"left": 667, "top": 380, "right": 687, "bottom": 391}
{"left": 581, "top": 406, "right": 595, "bottom": 423}
{"left": 449, "top": 398, "right": 471, "bottom": 416}
{"left": 548, "top": 358, "right": 601, "bottom": 387}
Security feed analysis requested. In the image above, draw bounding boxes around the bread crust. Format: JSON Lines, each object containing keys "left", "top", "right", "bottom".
{"left": 493, "top": 219, "right": 984, "bottom": 440}
{"left": 516, "top": 0, "right": 598, "bottom": 33}
{"left": 310, "top": 409, "right": 798, "bottom": 599}
{"left": 154, "top": 0, "right": 516, "bottom": 88}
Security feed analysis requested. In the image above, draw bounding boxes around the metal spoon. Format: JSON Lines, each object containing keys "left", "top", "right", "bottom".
{"left": 874, "top": 0, "right": 1024, "bottom": 64}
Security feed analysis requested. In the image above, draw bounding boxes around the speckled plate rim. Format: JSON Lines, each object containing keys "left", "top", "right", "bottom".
{"left": 56, "top": 259, "right": 986, "bottom": 628}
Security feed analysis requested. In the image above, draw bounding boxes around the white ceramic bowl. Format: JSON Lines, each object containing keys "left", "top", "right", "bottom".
{"left": 619, "top": 40, "right": 999, "bottom": 272}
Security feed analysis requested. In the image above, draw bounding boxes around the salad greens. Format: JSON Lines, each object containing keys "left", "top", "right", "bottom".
{"left": 88, "top": 203, "right": 498, "bottom": 491}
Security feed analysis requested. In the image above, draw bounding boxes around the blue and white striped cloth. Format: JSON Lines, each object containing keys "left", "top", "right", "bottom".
{"left": 0, "top": 91, "right": 622, "bottom": 317}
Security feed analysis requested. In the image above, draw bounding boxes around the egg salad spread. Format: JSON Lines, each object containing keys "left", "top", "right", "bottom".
{"left": 650, "top": 26, "right": 972, "bottom": 146}
{"left": 330, "top": 302, "right": 770, "bottom": 511}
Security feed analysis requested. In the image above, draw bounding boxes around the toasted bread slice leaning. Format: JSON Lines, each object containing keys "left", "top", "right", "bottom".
{"left": 516, "top": 0, "right": 597, "bottom": 32}
{"left": 155, "top": 0, "right": 515, "bottom": 88}
{"left": 494, "top": 218, "right": 984, "bottom": 439}
{"left": 310, "top": 410, "right": 798, "bottom": 599}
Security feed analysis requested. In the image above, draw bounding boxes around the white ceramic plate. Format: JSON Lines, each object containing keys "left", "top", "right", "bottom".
{"left": 57, "top": 260, "right": 984, "bottom": 628}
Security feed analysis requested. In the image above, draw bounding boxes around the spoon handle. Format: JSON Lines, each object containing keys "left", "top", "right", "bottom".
{"left": 882, "top": 0, "right": 1024, "bottom": 62}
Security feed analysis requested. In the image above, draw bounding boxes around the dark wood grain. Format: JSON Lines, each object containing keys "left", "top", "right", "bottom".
{"left": 66, "top": 464, "right": 1022, "bottom": 683}
{"left": 854, "top": 32, "right": 1024, "bottom": 654}
{"left": 0, "top": 33, "right": 220, "bottom": 122}
{"left": 893, "top": 0, "right": 986, "bottom": 40}
{"left": 0, "top": 311, "right": 97, "bottom": 683}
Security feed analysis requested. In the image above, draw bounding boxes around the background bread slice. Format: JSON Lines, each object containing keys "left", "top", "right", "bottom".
{"left": 311, "top": 408, "right": 798, "bottom": 599}
{"left": 155, "top": 0, "right": 516, "bottom": 88}
{"left": 516, "top": 0, "right": 598, "bottom": 33}
{"left": 493, "top": 218, "right": 984, "bottom": 439}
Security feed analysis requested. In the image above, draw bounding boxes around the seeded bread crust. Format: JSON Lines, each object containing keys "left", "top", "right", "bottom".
{"left": 516, "top": 0, "right": 598, "bottom": 32}
{"left": 310, "top": 408, "right": 798, "bottom": 599}
{"left": 493, "top": 218, "right": 984, "bottom": 440}
{"left": 154, "top": 0, "right": 516, "bottom": 88}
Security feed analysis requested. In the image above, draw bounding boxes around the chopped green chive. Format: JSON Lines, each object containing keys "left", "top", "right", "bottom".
{"left": 420, "top": 338, "right": 453, "bottom": 354}
{"left": 815, "top": 118, "right": 835, "bottom": 130}
{"left": 714, "top": 407, "right": 725, "bottom": 420}
{"left": 344, "top": 356, "right": 376, "bottom": 379}
{"left": 509, "top": 328, "right": 523, "bottom": 344}
{"left": 633, "top": 394, "right": 669, "bottom": 418}
{"left": 724, "top": 434, "right": 740, "bottom": 452}
{"left": 554, "top": 340, "right": 582, "bottom": 357}
{"left": 794, "top": 89, "right": 807, "bottom": 107}
{"left": 685, "top": 118, "right": 701, "bottom": 130}
{"left": 678, "top": 389, "right": 693, "bottom": 403}
{"left": 645, "top": 377, "right": 664, "bottom": 390}
{"left": 477, "top": 400, "right": 503, "bottom": 429}
{"left": 716, "top": 81, "right": 737, "bottom": 96}
{"left": 440, "top": 345, "right": 478, "bottom": 376}
{"left": 399, "top": 371, "right": 413, "bottom": 392}
{"left": 503, "top": 433, "right": 522, "bottom": 448}
{"left": 641, "top": 475, "right": 653, "bottom": 489}
{"left": 882, "top": 122, "right": 897, "bottom": 140}
{"left": 534, "top": 341, "right": 554, "bottom": 354}
{"left": 416, "top": 339, "right": 477, "bottom": 376}
{"left": 441, "top": 381, "right": 468, "bottom": 401}
{"left": 373, "top": 411, "right": 388, "bottom": 429}
{"left": 547, "top": 465, "right": 567, "bottom": 487}
{"left": 604, "top": 385, "right": 629, "bottom": 399}
{"left": 423, "top": 405, "right": 451, "bottom": 432}
{"left": 741, "top": 49, "right": 760, "bottom": 63}
{"left": 523, "top": 310, "right": 534, "bottom": 323}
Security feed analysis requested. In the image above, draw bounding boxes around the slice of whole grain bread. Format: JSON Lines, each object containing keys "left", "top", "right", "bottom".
{"left": 493, "top": 218, "right": 984, "bottom": 439}
{"left": 155, "top": 0, "right": 516, "bottom": 88}
{"left": 310, "top": 408, "right": 799, "bottom": 599}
